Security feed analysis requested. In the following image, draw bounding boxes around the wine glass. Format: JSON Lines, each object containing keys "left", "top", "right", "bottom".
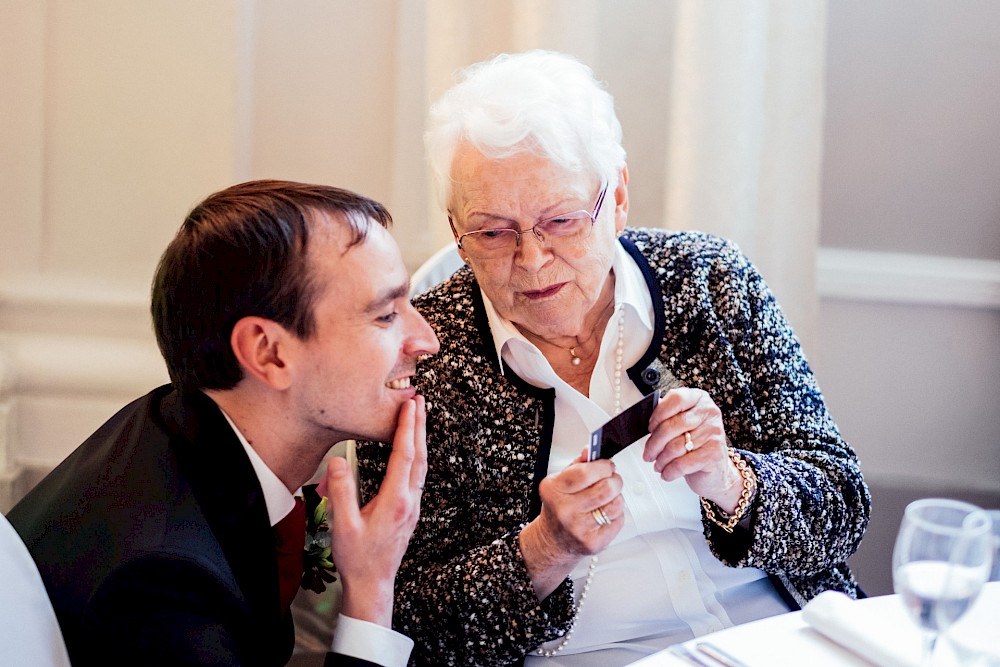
{"left": 892, "top": 498, "right": 993, "bottom": 666}
{"left": 947, "top": 509, "right": 1000, "bottom": 666}
{"left": 990, "top": 510, "right": 1000, "bottom": 583}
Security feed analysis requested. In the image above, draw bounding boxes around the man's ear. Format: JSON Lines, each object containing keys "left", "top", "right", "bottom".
{"left": 230, "top": 316, "right": 294, "bottom": 390}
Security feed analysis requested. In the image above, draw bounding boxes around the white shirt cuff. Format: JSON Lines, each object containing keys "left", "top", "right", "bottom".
{"left": 330, "top": 614, "right": 413, "bottom": 667}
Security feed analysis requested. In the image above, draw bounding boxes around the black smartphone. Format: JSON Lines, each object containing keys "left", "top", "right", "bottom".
{"left": 588, "top": 390, "right": 660, "bottom": 461}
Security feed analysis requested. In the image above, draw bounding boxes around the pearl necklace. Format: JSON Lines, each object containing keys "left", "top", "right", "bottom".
{"left": 537, "top": 304, "right": 625, "bottom": 657}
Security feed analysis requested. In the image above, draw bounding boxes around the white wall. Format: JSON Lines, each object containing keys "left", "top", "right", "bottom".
{"left": 817, "top": 0, "right": 1000, "bottom": 594}
{"left": 1, "top": 1, "right": 242, "bottom": 506}
{"left": 816, "top": 0, "right": 1000, "bottom": 494}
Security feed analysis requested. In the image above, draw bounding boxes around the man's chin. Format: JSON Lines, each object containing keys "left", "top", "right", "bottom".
{"left": 374, "top": 429, "right": 396, "bottom": 444}
{"left": 354, "top": 399, "right": 411, "bottom": 443}
{"left": 360, "top": 421, "right": 397, "bottom": 445}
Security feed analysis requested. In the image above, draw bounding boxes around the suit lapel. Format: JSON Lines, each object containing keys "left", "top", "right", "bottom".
{"left": 159, "top": 390, "right": 282, "bottom": 623}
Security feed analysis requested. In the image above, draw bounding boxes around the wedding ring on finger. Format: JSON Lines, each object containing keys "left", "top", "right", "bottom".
{"left": 591, "top": 507, "right": 612, "bottom": 527}
{"left": 684, "top": 431, "right": 695, "bottom": 453}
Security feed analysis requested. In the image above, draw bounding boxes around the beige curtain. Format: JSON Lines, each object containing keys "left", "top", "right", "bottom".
{"left": 663, "top": 1, "right": 826, "bottom": 349}
{"left": 406, "top": 0, "right": 826, "bottom": 349}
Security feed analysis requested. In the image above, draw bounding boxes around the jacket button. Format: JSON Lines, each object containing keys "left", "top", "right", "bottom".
{"left": 641, "top": 366, "right": 660, "bottom": 386}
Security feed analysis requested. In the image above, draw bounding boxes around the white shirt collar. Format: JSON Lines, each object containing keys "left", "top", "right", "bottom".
{"left": 480, "top": 239, "right": 654, "bottom": 377}
{"left": 218, "top": 406, "right": 299, "bottom": 527}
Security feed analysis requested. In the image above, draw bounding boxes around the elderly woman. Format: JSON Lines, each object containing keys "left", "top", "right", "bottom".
{"left": 357, "top": 50, "right": 869, "bottom": 667}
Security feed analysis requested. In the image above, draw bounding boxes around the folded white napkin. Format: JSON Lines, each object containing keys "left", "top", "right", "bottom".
{"left": 802, "top": 591, "right": 923, "bottom": 667}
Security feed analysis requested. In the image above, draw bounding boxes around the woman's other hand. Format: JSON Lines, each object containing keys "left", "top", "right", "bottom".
{"left": 644, "top": 388, "right": 744, "bottom": 514}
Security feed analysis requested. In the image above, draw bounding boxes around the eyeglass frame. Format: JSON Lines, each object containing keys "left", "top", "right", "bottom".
{"left": 452, "top": 182, "right": 609, "bottom": 256}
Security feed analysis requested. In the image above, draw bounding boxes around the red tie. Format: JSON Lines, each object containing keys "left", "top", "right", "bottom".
{"left": 273, "top": 497, "right": 305, "bottom": 614}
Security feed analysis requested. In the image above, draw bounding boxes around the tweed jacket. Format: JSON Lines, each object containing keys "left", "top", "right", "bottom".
{"left": 356, "top": 229, "right": 870, "bottom": 667}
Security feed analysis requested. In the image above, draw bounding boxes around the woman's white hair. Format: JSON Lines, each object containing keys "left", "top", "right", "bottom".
{"left": 425, "top": 50, "right": 626, "bottom": 208}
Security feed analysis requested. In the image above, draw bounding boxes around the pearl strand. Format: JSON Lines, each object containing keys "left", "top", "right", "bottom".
{"left": 537, "top": 304, "right": 624, "bottom": 657}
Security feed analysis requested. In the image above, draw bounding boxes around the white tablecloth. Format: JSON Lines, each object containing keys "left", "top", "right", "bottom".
{"left": 627, "top": 582, "right": 1000, "bottom": 667}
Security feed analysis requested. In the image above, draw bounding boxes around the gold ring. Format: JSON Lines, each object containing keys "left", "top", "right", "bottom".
{"left": 684, "top": 432, "right": 694, "bottom": 452}
{"left": 591, "top": 507, "right": 611, "bottom": 527}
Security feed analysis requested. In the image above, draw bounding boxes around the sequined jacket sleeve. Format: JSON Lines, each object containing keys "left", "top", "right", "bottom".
{"left": 355, "top": 229, "right": 870, "bottom": 666}
{"left": 626, "top": 230, "right": 869, "bottom": 606}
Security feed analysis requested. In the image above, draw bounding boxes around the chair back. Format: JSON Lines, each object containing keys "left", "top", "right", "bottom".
{"left": 0, "top": 512, "right": 71, "bottom": 666}
{"left": 409, "top": 243, "right": 463, "bottom": 297}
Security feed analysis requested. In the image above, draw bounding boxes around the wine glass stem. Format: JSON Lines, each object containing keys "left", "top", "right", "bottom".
{"left": 922, "top": 630, "right": 938, "bottom": 667}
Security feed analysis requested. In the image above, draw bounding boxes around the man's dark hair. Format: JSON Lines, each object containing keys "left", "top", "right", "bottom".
{"left": 151, "top": 179, "right": 392, "bottom": 392}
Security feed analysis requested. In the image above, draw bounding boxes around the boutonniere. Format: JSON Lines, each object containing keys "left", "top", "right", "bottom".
{"left": 301, "top": 484, "right": 338, "bottom": 594}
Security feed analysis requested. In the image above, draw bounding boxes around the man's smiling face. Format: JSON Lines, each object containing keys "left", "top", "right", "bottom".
{"left": 287, "top": 215, "right": 439, "bottom": 444}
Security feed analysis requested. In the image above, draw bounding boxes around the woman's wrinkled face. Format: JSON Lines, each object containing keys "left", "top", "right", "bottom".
{"left": 448, "top": 144, "right": 627, "bottom": 341}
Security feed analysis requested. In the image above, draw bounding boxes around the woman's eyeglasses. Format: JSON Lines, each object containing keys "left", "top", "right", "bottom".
{"left": 455, "top": 183, "right": 608, "bottom": 260}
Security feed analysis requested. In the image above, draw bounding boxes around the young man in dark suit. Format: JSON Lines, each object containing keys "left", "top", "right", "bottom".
{"left": 7, "top": 180, "right": 439, "bottom": 666}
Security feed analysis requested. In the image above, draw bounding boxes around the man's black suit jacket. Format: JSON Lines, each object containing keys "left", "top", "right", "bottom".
{"left": 8, "top": 385, "right": 379, "bottom": 667}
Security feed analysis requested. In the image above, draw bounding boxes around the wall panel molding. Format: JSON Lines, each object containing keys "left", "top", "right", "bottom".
{"left": 0, "top": 279, "right": 165, "bottom": 398}
{"left": 2, "top": 248, "right": 998, "bottom": 402}
{"left": 818, "top": 247, "right": 1000, "bottom": 310}
{"left": 0, "top": 278, "right": 166, "bottom": 481}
